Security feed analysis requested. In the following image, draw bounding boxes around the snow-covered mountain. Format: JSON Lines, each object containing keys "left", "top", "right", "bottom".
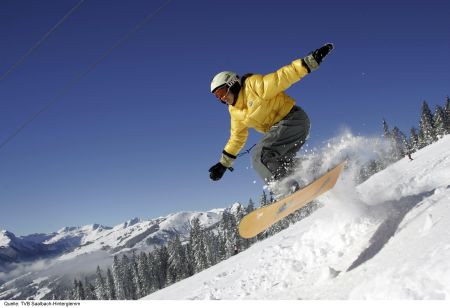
{"left": 0, "top": 225, "right": 111, "bottom": 267}
{"left": 145, "top": 135, "right": 450, "bottom": 300}
{"left": 0, "top": 209, "right": 224, "bottom": 299}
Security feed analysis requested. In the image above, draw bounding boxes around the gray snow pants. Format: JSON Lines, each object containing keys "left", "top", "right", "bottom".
{"left": 252, "top": 105, "right": 310, "bottom": 183}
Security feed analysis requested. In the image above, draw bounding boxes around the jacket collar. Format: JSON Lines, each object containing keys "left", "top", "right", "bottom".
{"left": 230, "top": 87, "right": 246, "bottom": 110}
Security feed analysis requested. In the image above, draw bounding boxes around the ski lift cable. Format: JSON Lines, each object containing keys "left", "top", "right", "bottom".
{"left": 0, "top": 0, "right": 173, "bottom": 153}
{"left": 0, "top": 0, "right": 86, "bottom": 82}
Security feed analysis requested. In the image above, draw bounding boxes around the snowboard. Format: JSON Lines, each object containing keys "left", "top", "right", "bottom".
{"left": 238, "top": 161, "right": 346, "bottom": 239}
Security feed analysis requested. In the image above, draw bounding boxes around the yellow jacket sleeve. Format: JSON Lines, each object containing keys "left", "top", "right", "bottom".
{"left": 248, "top": 59, "right": 309, "bottom": 100}
{"left": 223, "top": 115, "right": 249, "bottom": 157}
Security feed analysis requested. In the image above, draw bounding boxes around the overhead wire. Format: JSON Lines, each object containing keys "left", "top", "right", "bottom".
{"left": 0, "top": 0, "right": 173, "bottom": 153}
{"left": 0, "top": 0, "right": 86, "bottom": 82}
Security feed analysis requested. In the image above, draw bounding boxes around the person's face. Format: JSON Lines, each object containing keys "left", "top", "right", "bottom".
{"left": 213, "top": 85, "right": 235, "bottom": 106}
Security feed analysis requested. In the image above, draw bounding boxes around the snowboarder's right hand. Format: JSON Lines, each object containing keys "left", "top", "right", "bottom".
{"left": 209, "top": 162, "right": 227, "bottom": 181}
{"left": 303, "top": 43, "right": 334, "bottom": 72}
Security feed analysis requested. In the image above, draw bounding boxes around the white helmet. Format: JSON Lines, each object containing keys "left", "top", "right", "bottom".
{"left": 210, "top": 71, "right": 240, "bottom": 93}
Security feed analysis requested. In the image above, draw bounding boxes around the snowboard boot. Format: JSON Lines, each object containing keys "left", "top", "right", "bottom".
{"left": 269, "top": 179, "right": 301, "bottom": 201}
{"left": 286, "top": 179, "right": 300, "bottom": 194}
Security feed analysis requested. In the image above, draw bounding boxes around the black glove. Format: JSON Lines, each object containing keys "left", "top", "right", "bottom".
{"left": 303, "top": 43, "right": 334, "bottom": 72}
{"left": 312, "top": 43, "right": 334, "bottom": 64}
{"left": 209, "top": 162, "right": 228, "bottom": 181}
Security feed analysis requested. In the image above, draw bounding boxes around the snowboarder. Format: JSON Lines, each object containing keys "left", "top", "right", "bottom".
{"left": 233, "top": 244, "right": 239, "bottom": 255}
{"left": 208, "top": 43, "right": 334, "bottom": 189}
{"left": 407, "top": 152, "right": 414, "bottom": 161}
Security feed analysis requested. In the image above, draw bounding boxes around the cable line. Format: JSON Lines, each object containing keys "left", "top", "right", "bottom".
{"left": 0, "top": 0, "right": 86, "bottom": 82}
{"left": 0, "top": 0, "right": 173, "bottom": 153}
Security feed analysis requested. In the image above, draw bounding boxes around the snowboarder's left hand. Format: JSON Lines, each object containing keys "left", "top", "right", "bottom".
{"left": 209, "top": 162, "right": 228, "bottom": 181}
{"left": 303, "top": 43, "right": 334, "bottom": 72}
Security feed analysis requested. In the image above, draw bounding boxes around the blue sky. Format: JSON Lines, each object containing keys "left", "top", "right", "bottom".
{"left": 1, "top": 0, "right": 449, "bottom": 235}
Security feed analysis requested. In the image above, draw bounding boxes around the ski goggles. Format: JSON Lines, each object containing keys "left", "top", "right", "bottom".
{"left": 213, "top": 85, "right": 230, "bottom": 102}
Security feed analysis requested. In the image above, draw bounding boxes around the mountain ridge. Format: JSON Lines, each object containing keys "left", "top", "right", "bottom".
{"left": 0, "top": 208, "right": 227, "bottom": 299}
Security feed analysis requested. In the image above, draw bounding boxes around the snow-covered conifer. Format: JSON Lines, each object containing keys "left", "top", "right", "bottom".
{"left": 409, "top": 127, "right": 419, "bottom": 152}
{"left": 246, "top": 198, "right": 255, "bottom": 214}
{"left": 419, "top": 101, "right": 437, "bottom": 145}
{"left": 84, "top": 277, "right": 97, "bottom": 300}
{"left": 382, "top": 119, "right": 391, "bottom": 138}
{"left": 215, "top": 231, "right": 227, "bottom": 261}
{"left": 121, "top": 254, "right": 137, "bottom": 299}
{"left": 130, "top": 252, "right": 142, "bottom": 299}
{"left": 147, "top": 251, "right": 159, "bottom": 291}
{"left": 156, "top": 246, "right": 170, "bottom": 288}
{"left": 391, "top": 127, "right": 408, "bottom": 159}
{"left": 183, "top": 243, "right": 195, "bottom": 277}
{"left": 445, "top": 96, "right": 450, "bottom": 130}
{"left": 148, "top": 247, "right": 169, "bottom": 290}
{"left": 434, "top": 105, "right": 449, "bottom": 137}
{"left": 72, "top": 279, "right": 85, "bottom": 300}
{"left": 260, "top": 191, "right": 268, "bottom": 206}
{"left": 112, "top": 255, "right": 125, "bottom": 300}
{"left": 189, "top": 217, "right": 209, "bottom": 272}
{"left": 137, "top": 252, "right": 152, "bottom": 296}
{"left": 167, "top": 234, "right": 188, "bottom": 284}
{"left": 220, "top": 210, "right": 237, "bottom": 258}
{"left": 94, "top": 266, "right": 107, "bottom": 300}
{"left": 106, "top": 268, "right": 116, "bottom": 300}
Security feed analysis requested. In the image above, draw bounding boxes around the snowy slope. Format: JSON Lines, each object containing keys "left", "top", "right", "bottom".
{"left": 145, "top": 135, "right": 450, "bottom": 300}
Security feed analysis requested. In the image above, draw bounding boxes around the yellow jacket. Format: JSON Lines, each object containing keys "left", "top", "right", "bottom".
{"left": 223, "top": 59, "right": 310, "bottom": 157}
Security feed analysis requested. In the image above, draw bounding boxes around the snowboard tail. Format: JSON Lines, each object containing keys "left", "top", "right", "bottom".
{"left": 238, "top": 161, "right": 346, "bottom": 239}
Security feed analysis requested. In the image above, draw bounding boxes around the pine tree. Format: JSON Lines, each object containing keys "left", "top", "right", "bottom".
{"left": 203, "top": 229, "right": 220, "bottom": 267}
{"left": 232, "top": 204, "right": 246, "bottom": 253}
{"left": 220, "top": 210, "right": 237, "bottom": 258}
{"left": 260, "top": 190, "right": 268, "bottom": 207}
{"left": 215, "top": 231, "right": 227, "bottom": 261}
{"left": 391, "top": 127, "right": 408, "bottom": 159}
{"left": 71, "top": 279, "right": 78, "bottom": 300}
{"left": 382, "top": 119, "right": 402, "bottom": 162}
{"left": 156, "top": 246, "right": 170, "bottom": 288}
{"left": 445, "top": 96, "right": 450, "bottom": 131}
{"left": 167, "top": 235, "right": 188, "bottom": 284}
{"left": 183, "top": 243, "right": 195, "bottom": 277}
{"left": 72, "top": 279, "right": 85, "bottom": 300}
{"left": 382, "top": 119, "right": 391, "bottom": 138}
{"left": 84, "top": 277, "right": 97, "bottom": 300}
{"left": 409, "top": 127, "right": 419, "bottom": 152}
{"left": 189, "top": 217, "right": 209, "bottom": 272}
{"left": 417, "top": 125, "right": 427, "bottom": 149}
{"left": 78, "top": 280, "right": 86, "bottom": 300}
{"left": 434, "top": 105, "right": 449, "bottom": 137}
{"left": 137, "top": 252, "right": 152, "bottom": 296}
{"left": 130, "top": 252, "right": 142, "bottom": 299}
{"left": 94, "top": 266, "right": 107, "bottom": 300}
{"left": 121, "top": 254, "right": 137, "bottom": 299}
{"left": 112, "top": 255, "right": 125, "bottom": 300}
{"left": 246, "top": 198, "right": 255, "bottom": 214}
{"left": 358, "top": 160, "right": 380, "bottom": 183}
{"left": 105, "top": 268, "right": 116, "bottom": 300}
{"left": 147, "top": 251, "right": 160, "bottom": 291}
{"left": 419, "top": 101, "right": 437, "bottom": 145}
